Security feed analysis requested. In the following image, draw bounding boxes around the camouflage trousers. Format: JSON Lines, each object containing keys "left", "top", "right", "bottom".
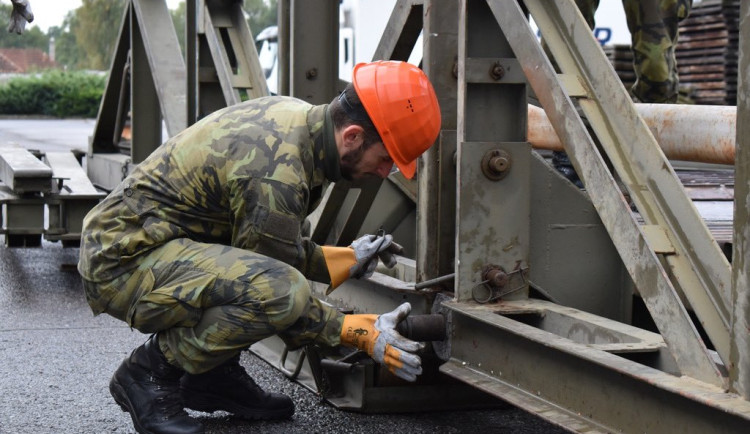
{"left": 557, "top": 0, "right": 692, "bottom": 103}
{"left": 83, "top": 238, "right": 344, "bottom": 374}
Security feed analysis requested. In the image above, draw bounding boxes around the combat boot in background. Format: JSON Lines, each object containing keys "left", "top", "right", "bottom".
{"left": 180, "top": 353, "right": 295, "bottom": 420}
{"left": 552, "top": 151, "right": 584, "bottom": 189}
{"left": 109, "top": 334, "right": 203, "bottom": 434}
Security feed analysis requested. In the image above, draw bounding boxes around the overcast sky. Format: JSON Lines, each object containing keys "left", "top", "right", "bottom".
{"left": 26, "top": 0, "right": 183, "bottom": 33}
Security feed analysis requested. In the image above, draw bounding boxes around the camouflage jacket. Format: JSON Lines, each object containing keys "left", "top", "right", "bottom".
{"left": 79, "top": 96, "right": 341, "bottom": 285}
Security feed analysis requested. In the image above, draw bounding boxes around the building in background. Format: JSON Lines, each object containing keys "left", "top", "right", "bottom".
{"left": 0, "top": 48, "right": 57, "bottom": 73}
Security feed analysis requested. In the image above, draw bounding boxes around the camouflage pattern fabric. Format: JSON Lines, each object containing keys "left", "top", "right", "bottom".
{"left": 623, "top": 0, "right": 692, "bottom": 103}
{"left": 546, "top": 0, "right": 691, "bottom": 188}
{"left": 574, "top": 0, "right": 692, "bottom": 103}
{"left": 79, "top": 96, "right": 345, "bottom": 373}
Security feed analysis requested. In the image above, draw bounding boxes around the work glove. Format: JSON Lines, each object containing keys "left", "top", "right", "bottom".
{"left": 349, "top": 233, "right": 394, "bottom": 278}
{"left": 321, "top": 232, "right": 399, "bottom": 289}
{"left": 376, "top": 239, "right": 404, "bottom": 268}
{"left": 340, "top": 302, "right": 424, "bottom": 382}
{"left": 8, "top": 0, "right": 33, "bottom": 34}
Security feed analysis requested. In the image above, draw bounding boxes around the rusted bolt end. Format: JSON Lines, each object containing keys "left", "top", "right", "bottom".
{"left": 306, "top": 68, "right": 318, "bottom": 79}
{"left": 481, "top": 149, "right": 511, "bottom": 181}
{"left": 484, "top": 268, "right": 508, "bottom": 288}
{"left": 490, "top": 62, "right": 505, "bottom": 80}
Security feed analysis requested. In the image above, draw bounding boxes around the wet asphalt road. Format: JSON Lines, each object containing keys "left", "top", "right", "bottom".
{"left": 0, "top": 118, "right": 97, "bottom": 153}
{"left": 0, "top": 119, "right": 568, "bottom": 434}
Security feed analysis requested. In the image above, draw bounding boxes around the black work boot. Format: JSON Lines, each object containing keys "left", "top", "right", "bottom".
{"left": 180, "top": 354, "right": 295, "bottom": 420}
{"left": 109, "top": 335, "right": 203, "bottom": 434}
{"left": 552, "top": 150, "right": 584, "bottom": 189}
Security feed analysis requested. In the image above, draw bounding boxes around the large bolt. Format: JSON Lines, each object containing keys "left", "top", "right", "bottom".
{"left": 484, "top": 268, "right": 508, "bottom": 288}
{"left": 490, "top": 62, "right": 505, "bottom": 80}
{"left": 306, "top": 68, "right": 318, "bottom": 79}
{"left": 489, "top": 155, "right": 509, "bottom": 173}
{"left": 481, "top": 149, "right": 511, "bottom": 181}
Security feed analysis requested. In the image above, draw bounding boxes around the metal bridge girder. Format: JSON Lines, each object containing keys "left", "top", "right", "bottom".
{"left": 492, "top": 0, "right": 724, "bottom": 386}
{"left": 439, "top": 0, "right": 750, "bottom": 431}
{"left": 90, "top": 0, "right": 186, "bottom": 169}
{"left": 521, "top": 0, "right": 733, "bottom": 370}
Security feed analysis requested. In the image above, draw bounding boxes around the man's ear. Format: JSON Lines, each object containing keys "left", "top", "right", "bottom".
{"left": 341, "top": 125, "right": 365, "bottom": 150}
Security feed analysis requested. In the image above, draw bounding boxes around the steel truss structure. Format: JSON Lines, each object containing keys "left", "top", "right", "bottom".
{"left": 82, "top": 0, "right": 750, "bottom": 432}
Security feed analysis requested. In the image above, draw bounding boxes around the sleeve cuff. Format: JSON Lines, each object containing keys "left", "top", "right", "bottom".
{"left": 321, "top": 246, "right": 357, "bottom": 288}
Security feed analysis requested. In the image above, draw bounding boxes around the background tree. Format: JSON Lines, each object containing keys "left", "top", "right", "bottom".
{"left": 48, "top": 12, "right": 85, "bottom": 70}
{"left": 0, "top": 3, "right": 48, "bottom": 50}
{"left": 72, "top": 0, "right": 127, "bottom": 70}
{"left": 171, "top": 1, "right": 186, "bottom": 57}
{"left": 245, "top": 0, "right": 277, "bottom": 35}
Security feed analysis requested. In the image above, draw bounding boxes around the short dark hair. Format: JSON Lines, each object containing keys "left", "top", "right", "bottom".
{"left": 329, "top": 84, "right": 382, "bottom": 149}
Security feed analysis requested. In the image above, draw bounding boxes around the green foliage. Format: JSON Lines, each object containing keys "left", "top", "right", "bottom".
{"left": 72, "top": 0, "right": 127, "bottom": 70}
{"left": 245, "top": 0, "right": 277, "bottom": 35}
{"left": 171, "top": 1, "right": 187, "bottom": 57}
{"left": 0, "top": 4, "right": 49, "bottom": 50}
{"left": 0, "top": 0, "right": 278, "bottom": 73}
{"left": 0, "top": 71, "right": 105, "bottom": 117}
{"left": 168, "top": 0, "right": 277, "bottom": 58}
{"left": 49, "top": 12, "right": 86, "bottom": 70}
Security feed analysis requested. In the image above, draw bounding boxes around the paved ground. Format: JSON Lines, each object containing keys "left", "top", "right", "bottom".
{"left": 0, "top": 119, "right": 568, "bottom": 433}
{"left": 0, "top": 117, "right": 97, "bottom": 153}
{"left": 0, "top": 242, "right": 569, "bottom": 434}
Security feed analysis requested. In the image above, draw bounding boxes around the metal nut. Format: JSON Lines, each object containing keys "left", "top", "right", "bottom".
{"left": 481, "top": 149, "right": 511, "bottom": 181}
{"left": 490, "top": 62, "right": 505, "bottom": 80}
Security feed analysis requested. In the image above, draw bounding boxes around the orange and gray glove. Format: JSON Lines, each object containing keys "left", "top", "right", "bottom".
{"left": 8, "top": 0, "right": 33, "bottom": 34}
{"left": 321, "top": 232, "right": 402, "bottom": 289}
{"left": 339, "top": 302, "right": 424, "bottom": 382}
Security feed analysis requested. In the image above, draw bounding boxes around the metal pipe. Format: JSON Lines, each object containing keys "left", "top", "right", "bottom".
{"left": 528, "top": 104, "right": 737, "bottom": 165}
{"left": 414, "top": 273, "right": 455, "bottom": 290}
{"left": 396, "top": 314, "right": 446, "bottom": 342}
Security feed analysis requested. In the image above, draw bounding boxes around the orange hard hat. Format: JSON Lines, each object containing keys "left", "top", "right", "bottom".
{"left": 352, "top": 61, "right": 441, "bottom": 179}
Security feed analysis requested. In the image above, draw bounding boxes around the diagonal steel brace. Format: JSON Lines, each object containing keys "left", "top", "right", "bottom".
{"left": 487, "top": 0, "right": 725, "bottom": 387}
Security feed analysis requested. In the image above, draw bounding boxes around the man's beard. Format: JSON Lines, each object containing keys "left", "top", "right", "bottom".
{"left": 339, "top": 145, "right": 366, "bottom": 181}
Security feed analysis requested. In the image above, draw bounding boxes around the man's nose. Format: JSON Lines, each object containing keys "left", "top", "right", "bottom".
{"left": 377, "top": 162, "right": 393, "bottom": 178}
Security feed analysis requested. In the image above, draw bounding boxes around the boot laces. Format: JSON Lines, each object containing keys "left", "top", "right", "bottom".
{"left": 224, "top": 364, "right": 263, "bottom": 394}
{"left": 151, "top": 375, "right": 188, "bottom": 419}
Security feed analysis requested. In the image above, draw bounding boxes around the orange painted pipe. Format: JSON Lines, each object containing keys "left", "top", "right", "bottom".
{"left": 528, "top": 104, "right": 737, "bottom": 165}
